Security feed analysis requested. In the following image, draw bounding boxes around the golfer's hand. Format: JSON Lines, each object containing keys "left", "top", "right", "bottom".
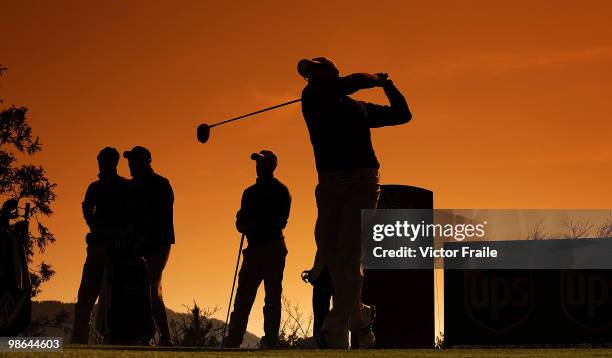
{"left": 375, "top": 73, "right": 389, "bottom": 86}
{"left": 236, "top": 216, "right": 249, "bottom": 233}
{"left": 236, "top": 221, "right": 249, "bottom": 234}
{"left": 236, "top": 214, "right": 258, "bottom": 233}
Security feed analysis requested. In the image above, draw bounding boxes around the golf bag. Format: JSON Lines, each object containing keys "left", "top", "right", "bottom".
{"left": 95, "top": 233, "right": 155, "bottom": 344}
{"left": 0, "top": 202, "right": 32, "bottom": 336}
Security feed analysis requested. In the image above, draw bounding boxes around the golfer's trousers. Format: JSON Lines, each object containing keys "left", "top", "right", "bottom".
{"left": 227, "top": 239, "right": 287, "bottom": 345}
{"left": 312, "top": 266, "right": 333, "bottom": 335}
{"left": 72, "top": 244, "right": 171, "bottom": 342}
{"left": 72, "top": 243, "right": 107, "bottom": 343}
{"left": 144, "top": 246, "right": 171, "bottom": 338}
{"left": 314, "top": 168, "right": 380, "bottom": 348}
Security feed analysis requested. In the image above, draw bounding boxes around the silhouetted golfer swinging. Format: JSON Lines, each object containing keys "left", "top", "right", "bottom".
{"left": 296, "top": 57, "right": 412, "bottom": 349}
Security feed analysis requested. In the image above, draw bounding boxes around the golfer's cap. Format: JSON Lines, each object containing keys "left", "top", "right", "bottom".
{"left": 297, "top": 57, "right": 338, "bottom": 79}
{"left": 123, "top": 146, "right": 152, "bottom": 162}
{"left": 250, "top": 150, "right": 277, "bottom": 166}
{"left": 97, "top": 147, "right": 120, "bottom": 162}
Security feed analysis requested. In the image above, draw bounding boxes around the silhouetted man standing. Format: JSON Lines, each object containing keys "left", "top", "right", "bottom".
{"left": 297, "top": 57, "right": 411, "bottom": 349}
{"left": 72, "top": 147, "right": 130, "bottom": 344}
{"left": 224, "top": 150, "right": 291, "bottom": 349}
{"left": 123, "top": 146, "right": 175, "bottom": 346}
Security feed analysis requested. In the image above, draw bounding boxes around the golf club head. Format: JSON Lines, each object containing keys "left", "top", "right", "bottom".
{"left": 197, "top": 123, "right": 211, "bottom": 143}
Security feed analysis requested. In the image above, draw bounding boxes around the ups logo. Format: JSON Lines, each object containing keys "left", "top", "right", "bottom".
{"left": 464, "top": 270, "right": 533, "bottom": 333}
{"left": 561, "top": 270, "right": 612, "bottom": 332}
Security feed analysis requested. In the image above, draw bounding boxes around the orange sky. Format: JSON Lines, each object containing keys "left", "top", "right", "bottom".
{"left": 1, "top": 0, "right": 611, "bottom": 337}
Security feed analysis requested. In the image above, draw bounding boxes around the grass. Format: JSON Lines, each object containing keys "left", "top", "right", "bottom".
{"left": 3, "top": 347, "right": 612, "bottom": 358}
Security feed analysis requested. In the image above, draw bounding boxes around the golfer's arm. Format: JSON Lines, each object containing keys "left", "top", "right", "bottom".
{"left": 279, "top": 191, "right": 291, "bottom": 230}
{"left": 159, "top": 181, "right": 175, "bottom": 241}
{"left": 236, "top": 190, "right": 250, "bottom": 231}
{"left": 365, "top": 82, "right": 412, "bottom": 128}
{"left": 82, "top": 186, "right": 95, "bottom": 230}
{"left": 82, "top": 202, "right": 95, "bottom": 230}
{"left": 161, "top": 182, "right": 174, "bottom": 212}
{"left": 339, "top": 73, "right": 379, "bottom": 95}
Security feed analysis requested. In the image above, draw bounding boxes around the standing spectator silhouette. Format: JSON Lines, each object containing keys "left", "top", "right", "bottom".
{"left": 296, "top": 57, "right": 411, "bottom": 349}
{"left": 223, "top": 150, "right": 291, "bottom": 349}
{"left": 72, "top": 147, "right": 130, "bottom": 344}
{"left": 123, "top": 146, "right": 175, "bottom": 346}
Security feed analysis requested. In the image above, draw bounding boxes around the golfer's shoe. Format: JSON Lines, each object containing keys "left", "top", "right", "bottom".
{"left": 221, "top": 337, "right": 241, "bottom": 348}
{"left": 296, "top": 334, "right": 328, "bottom": 349}
{"left": 352, "top": 305, "right": 376, "bottom": 349}
{"left": 259, "top": 336, "right": 279, "bottom": 349}
{"left": 157, "top": 336, "right": 174, "bottom": 347}
{"left": 354, "top": 324, "right": 375, "bottom": 349}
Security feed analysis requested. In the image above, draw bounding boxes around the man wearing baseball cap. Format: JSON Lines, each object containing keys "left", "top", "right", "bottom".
{"left": 72, "top": 147, "right": 130, "bottom": 344}
{"left": 123, "top": 146, "right": 175, "bottom": 346}
{"left": 223, "top": 150, "right": 291, "bottom": 349}
{"left": 297, "top": 57, "right": 412, "bottom": 349}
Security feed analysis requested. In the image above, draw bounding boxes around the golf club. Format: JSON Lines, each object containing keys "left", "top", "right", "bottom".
{"left": 197, "top": 98, "right": 301, "bottom": 143}
{"left": 221, "top": 233, "right": 246, "bottom": 347}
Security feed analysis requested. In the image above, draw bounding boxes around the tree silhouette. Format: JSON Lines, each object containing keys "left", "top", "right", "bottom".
{"left": 0, "top": 65, "right": 57, "bottom": 296}
{"left": 596, "top": 214, "right": 612, "bottom": 239}
{"left": 527, "top": 219, "right": 547, "bottom": 240}
{"left": 277, "top": 296, "right": 312, "bottom": 347}
{"left": 565, "top": 219, "right": 593, "bottom": 240}
{"left": 169, "top": 302, "right": 220, "bottom": 347}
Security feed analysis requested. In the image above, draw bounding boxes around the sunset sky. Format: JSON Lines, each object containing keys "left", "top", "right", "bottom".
{"left": 1, "top": 1, "right": 611, "bottom": 337}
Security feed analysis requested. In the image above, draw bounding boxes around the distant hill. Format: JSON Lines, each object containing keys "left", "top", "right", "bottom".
{"left": 29, "top": 300, "right": 259, "bottom": 348}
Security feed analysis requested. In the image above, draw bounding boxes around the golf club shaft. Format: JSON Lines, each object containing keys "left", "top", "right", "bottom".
{"left": 211, "top": 99, "right": 301, "bottom": 128}
{"left": 222, "top": 233, "right": 246, "bottom": 346}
